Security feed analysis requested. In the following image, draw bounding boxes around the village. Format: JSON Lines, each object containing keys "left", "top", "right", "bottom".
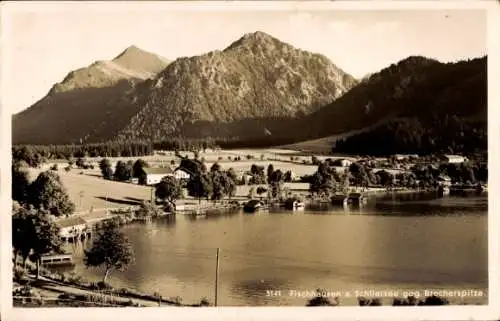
{"left": 20, "top": 147, "right": 486, "bottom": 245}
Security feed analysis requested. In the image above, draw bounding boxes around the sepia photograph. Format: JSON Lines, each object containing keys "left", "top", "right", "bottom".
{"left": 1, "top": 1, "right": 499, "bottom": 320}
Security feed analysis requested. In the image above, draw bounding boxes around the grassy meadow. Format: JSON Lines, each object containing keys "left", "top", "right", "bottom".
{"left": 30, "top": 148, "right": 333, "bottom": 212}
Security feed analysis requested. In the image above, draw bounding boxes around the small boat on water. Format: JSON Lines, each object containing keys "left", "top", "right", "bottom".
{"left": 40, "top": 253, "right": 74, "bottom": 267}
{"left": 284, "top": 198, "right": 305, "bottom": 210}
{"left": 437, "top": 185, "right": 450, "bottom": 197}
{"left": 243, "top": 200, "right": 265, "bottom": 213}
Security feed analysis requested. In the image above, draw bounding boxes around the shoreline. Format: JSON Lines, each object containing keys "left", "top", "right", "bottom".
{"left": 14, "top": 270, "right": 206, "bottom": 307}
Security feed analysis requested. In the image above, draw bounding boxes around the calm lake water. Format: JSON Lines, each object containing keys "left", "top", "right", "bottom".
{"left": 63, "top": 192, "right": 488, "bottom": 306}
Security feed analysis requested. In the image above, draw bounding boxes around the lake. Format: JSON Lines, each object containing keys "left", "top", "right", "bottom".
{"left": 62, "top": 192, "right": 488, "bottom": 306}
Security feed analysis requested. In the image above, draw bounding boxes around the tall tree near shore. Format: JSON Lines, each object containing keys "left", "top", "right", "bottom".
{"left": 27, "top": 171, "right": 75, "bottom": 216}
{"left": 210, "top": 171, "right": 226, "bottom": 202}
{"left": 12, "top": 206, "right": 35, "bottom": 269}
{"left": 13, "top": 206, "right": 62, "bottom": 277}
{"left": 12, "top": 164, "right": 30, "bottom": 204}
{"left": 187, "top": 173, "right": 213, "bottom": 204}
{"left": 222, "top": 171, "right": 237, "bottom": 200}
{"left": 349, "top": 162, "right": 370, "bottom": 188}
{"left": 29, "top": 210, "right": 63, "bottom": 279}
{"left": 269, "top": 169, "right": 285, "bottom": 199}
{"left": 266, "top": 164, "right": 274, "bottom": 184}
{"left": 84, "top": 220, "right": 133, "bottom": 284}
{"left": 309, "top": 162, "right": 340, "bottom": 197}
{"left": 155, "top": 176, "right": 183, "bottom": 206}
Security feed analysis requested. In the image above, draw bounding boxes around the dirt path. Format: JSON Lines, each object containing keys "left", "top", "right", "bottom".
{"left": 27, "top": 276, "right": 168, "bottom": 307}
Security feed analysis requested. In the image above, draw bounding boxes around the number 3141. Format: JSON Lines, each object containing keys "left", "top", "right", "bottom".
{"left": 266, "top": 290, "right": 282, "bottom": 297}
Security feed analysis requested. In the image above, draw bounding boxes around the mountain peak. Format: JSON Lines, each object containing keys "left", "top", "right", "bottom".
{"left": 242, "top": 31, "right": 276, "bottom": 41}
{"left": 224, "top": 31, "right": 286, "bottom": 52}
{"left": 397, "top": 55, "right": 440, "bottom": 67}
{"left": 113, "top": 45, "right": 143, "bottom": 60}
{"left": 111, "top": 45, "right": 170, "bottom": 75}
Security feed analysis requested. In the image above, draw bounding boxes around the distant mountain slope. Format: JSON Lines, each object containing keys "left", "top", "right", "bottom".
{"left": 300, "top": 56, "right": 487, "bottom": 141}
{"left": 13, "top": 32, "right": 358, "bottom": 145}
{"left": 116, "top": 31, "right": 358, "bottom": 141}
{"left": 286, "top": 55, "right": 487, "bottom": 155}
{"left": 12, "top": 46, "right": 170, "bottom": 144}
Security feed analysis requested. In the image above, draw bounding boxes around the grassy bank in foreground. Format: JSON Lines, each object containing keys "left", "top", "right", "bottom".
{"left": 14, "top": 268, "right": 209, "bottom": 307}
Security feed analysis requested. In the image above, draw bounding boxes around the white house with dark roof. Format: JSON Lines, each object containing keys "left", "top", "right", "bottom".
{"left": 55, "top": 216, "right": 88, "bottom": 239}
{"left": 142, "top": 166, "right": 175, "bottom": 185}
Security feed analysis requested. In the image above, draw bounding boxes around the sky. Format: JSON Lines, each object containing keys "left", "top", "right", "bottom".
{"left": 2, "top": 2, "right": 488, "bottom": 115}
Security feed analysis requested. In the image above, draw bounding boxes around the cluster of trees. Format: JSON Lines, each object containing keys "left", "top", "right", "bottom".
{"left": 309, "top": 160, "right": 350, "bottom": 197}
{"left": 12, "top": 164, "right": 134, "bottom": 285}
{"left": 438, "top": 162, "right": 487, "bottom": 184}
{"left": 411, "top": 162, "right": 487, "bottom": 187}
{"left": 12, "top": 206, "right": 63, "bottom": 278}
{"left": 12, "top": 142, "right": 154, "bottom": 166}
{"left": 243, "top": 163, "right": 293, "bottom": 187}
{"left": 98, "top": 158, "right": 150, "bottom": 183}
{"left": 249, "top": 165, "right": 266, "bottom": 185}
{"left": 153, "top": 138, "right": 218, "bottom": 152}
{"left": 12, "top": 163, "right": 75, "bottom": 216}
{"left": 161, "top": 158, "right": 237, "bottom": 204}
{"left": 334, "top": 117, "right": 487, "bottom": 156}
{"left": 12, "top": 163, "right": 77, "bottom": 278}
{"left": 308, "top": 156, "right": 488, "bottom": 196}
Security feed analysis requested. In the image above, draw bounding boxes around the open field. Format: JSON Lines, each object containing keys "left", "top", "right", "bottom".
{"left": 28, "top": 168, "right": 153, "bottom": 212}
{"left": 45, "top": 148, "right": 349, "bottom": 171}
{"left": 28, "top": 157, "right": 317, "bottom": 213}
